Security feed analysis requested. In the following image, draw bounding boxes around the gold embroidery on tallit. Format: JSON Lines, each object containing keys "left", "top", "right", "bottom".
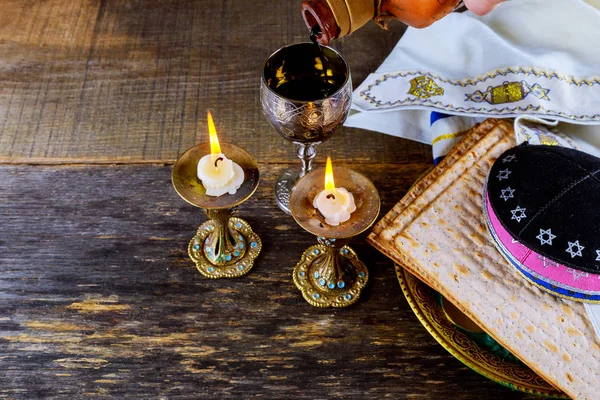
{"left": 359, "top": 68, "right": 598, "bottom": 121}
{"left": 407, "top": 76, "right": 444, "bottom": 99}
{"left": 491, "top": 82, "right": 525, "bottom": 104}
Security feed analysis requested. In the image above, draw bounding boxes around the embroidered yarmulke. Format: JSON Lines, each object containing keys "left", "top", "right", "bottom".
{"left": 484, "top": 192, "right": 600, "bottom": 303}
{"left": 486, "top": 144, "right": 600, "bottom": 274}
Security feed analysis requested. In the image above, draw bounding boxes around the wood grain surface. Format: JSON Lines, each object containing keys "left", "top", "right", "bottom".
{"left": 1, "top": 164, "right": 539, "bottom": 399}
{"left": 0, "top": 0, "right": 415, "bottom": 164}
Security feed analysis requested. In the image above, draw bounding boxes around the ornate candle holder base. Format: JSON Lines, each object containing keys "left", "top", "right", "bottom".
{"left": 173, "top": 142, "right": 261, "bottom": 278}
{"left": 189, "top": 214, "right": 261, "bottom": 279}
{"left": 293, "top": 242, "right": 368, "bottom": 307}
{"left": 290, "top": 166, "right": 380, "bottom": 308}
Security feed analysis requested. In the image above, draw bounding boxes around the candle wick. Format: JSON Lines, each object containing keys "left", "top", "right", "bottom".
{"left": 326, "top": 193, "right": 336, "bottom": 200}
{"left": 214, "top": 156, "right": 224, "bottom": 168}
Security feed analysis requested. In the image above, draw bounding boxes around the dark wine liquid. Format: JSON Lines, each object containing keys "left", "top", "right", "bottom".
{"left": 268, "top": 26, "right": 345, "bottom": 102}
{"left": 273, "top": 77, "right": 341, "bottom": 101}
{"left": 272, "top": 24, "right": 335, "bottom": 101}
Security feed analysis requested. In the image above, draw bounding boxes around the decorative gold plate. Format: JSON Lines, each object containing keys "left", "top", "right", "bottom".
{"left": 396, "top": 265, "right": 567, "bottom": 398}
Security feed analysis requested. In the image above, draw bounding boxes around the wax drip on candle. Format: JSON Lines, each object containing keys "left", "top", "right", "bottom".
{"left": 197, "top": 111, "right": 244, "bottom": 197}
{"left": 313, "top": 157, "right": 356, "bottom": 226}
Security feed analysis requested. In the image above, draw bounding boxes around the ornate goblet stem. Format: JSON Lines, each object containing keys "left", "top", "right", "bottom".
{"left": 261, "top": 42, "right": 352, "bottom": 214}
{"left": 274, "top": 143, "right": 318, "bottom": 214}
{"left": 172, "top": 143, "right": 262, "bottom": 278}
{"left": 290, "top": 166, "right": 380, "bottom": 307}
{"left": 297, "top": 143, "right": 317, "bottom": 178}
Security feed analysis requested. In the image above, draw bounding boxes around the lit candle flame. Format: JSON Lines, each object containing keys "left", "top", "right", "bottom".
{"left": 324, "top": 156, "right": 336, "bottom": 191}
{"left": 207, "top": 111, "right": 221, "bottom": 159}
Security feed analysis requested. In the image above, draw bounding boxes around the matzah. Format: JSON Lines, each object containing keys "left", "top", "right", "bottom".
{"left": 368, "top": 119, "right": 600, "bottom": 400}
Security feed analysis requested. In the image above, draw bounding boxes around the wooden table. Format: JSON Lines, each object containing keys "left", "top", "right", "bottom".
{"left": 1, "top": 1, "right": 539, "bottom": 398}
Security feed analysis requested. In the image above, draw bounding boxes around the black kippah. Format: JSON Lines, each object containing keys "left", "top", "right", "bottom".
{"left": 487, "top": 143, "right": 600, "bottom": 274}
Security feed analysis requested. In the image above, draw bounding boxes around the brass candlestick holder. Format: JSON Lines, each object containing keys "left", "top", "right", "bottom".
{"left": 172, "top": 142, "right": 262, "bottom": 278}
{"left": 289, "top": 166, "right": 380, "bottom": 307}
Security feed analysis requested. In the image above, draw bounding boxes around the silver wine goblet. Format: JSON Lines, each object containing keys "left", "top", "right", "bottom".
{"left": 260, "top": 42, "right": 352, "bottom": 214}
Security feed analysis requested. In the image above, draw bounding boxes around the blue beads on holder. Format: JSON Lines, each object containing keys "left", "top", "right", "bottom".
{"left": 250, "top": 242, "right": 258, "bottom": 249}
{"left": 341, "top": 248, "right": 349, "bottom": 255}
{"left": 337, "top": 281, "right": 345, "bottom": 289}
{"left": 238, "top": 265, "right": 243, "bottom": 271}
{"left": 234, "top": 251, "right": 240, "bottom": 257}
{"left": 358, "top": 271, "right": 366, "bottom": 278}
{"left": 344, "top": 294, "right": 352, "bottom": 300}
{"left": 313, "top": 249, "right": 319, "bottom": 255}
{"left": 313, "top": 271, "right": 319, "bottom": 279}
{"left": 299, "top": 271, "right": 306, "bottom": 277}
{"left": 319, "top": 278, "right": 326, "bottom": 286}
{"left": 313, "top": 293, "right": 320, "bottom": 299}
{"left": 235, "top": 222, "right": 242, "bottom": 229}
{"left": 208, "top": 267, "right": 215, "bottom": 273}
{"left": 225, "top": 254, "right": 232, "bottom": 261}
{"left": 328, "top": 283, "right": 335, "bottom": 289}
{"left": 193, "top": 244, "right": 200, "bottom": 251}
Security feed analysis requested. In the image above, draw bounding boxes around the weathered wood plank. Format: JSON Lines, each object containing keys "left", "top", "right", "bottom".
{"left": 0, "top": 164, "right": 538, "bottom": 399}
{"left": 0, "top": 0, "right": 420, "bottom": 164}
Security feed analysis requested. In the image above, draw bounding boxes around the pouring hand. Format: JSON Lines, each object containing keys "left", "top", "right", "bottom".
{"left": 463, "top": 0, "right": 506, "bottom": 15}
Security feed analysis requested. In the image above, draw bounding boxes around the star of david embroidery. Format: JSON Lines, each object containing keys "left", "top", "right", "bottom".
{"left": 596, "top": 250, "right": 600, "bottom": 262}
{"left": 536, "top": 255, "right": 559, "bottom": 268}
{"left": 565, "top": 240, "right": 584, "bottom": 258}
{"left": 510, "top": 206, "right": 527, "bottom": 223}
{"left": 502, "top": 154, "right": 516, "bottom": 163}
{"left": 500, "top": 187, "right": 515, "bottom": 201}
{"left": 497, "top": 169, "right": 511, "bottom": 181}
{"left": 530, "top": 83, "right": 551, "bottom": 101}
{"left": 536, "top": 228, "right": 556, "bottom": 246}
{"left": 566, "top": 268, "right": 589, "bottom": 280}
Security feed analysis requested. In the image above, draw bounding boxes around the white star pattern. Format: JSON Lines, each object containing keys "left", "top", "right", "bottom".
{"left": 596, "top": 250, "right": 600, "bottom": 261}
{"left": 497, "top": 169, "right": 512, "bottom": 181}
{"left": 565, "top": 240, "right": 585, "bottom": 258}
{"left": 500, "top": 187, "right": 515, "bottom": 201}
{"left": 502, "top": 154, "right": 517, "bottom": 163}
{"left": 566, "top": 268, "right": 589, "bottom": 281}
{"left": 510, "top": 206, "right": 527, "bottom": 223}
{"left": 536, "top": 255, "right": 559, "bottom": 268}
{"left": 536, "top": 228, "right": 556, "bottom": 246}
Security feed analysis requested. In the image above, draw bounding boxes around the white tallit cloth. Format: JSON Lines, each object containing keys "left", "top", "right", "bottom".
{"left": 345, "top": 0, "right": 600, "bottom": 159}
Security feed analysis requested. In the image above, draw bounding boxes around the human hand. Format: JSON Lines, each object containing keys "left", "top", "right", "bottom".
{"left": 463, "top": 0, "right": 506, "bottom": 15}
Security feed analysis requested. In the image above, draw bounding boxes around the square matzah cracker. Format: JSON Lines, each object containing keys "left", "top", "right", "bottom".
{"left": 368, "top": 119, "right": 600, "bottom": 400}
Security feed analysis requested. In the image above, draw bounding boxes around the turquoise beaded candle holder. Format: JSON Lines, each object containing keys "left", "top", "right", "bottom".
{"left": 289, "top": 166, "right": 380, "bottom": 307}
{"left": 172, "top": 142, "right": 262, "bottom": 278}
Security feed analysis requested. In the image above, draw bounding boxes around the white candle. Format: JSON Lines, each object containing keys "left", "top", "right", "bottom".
{"left": 197, "top": 112, "right": 244, "bottom": 197}
{"left": 313, "top": 157, "right": 356, "bottom": 226}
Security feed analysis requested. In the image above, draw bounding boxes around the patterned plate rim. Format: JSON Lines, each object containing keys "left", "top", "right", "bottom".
{"left": 396, "top": 265, "right": 568, "bottom": 398}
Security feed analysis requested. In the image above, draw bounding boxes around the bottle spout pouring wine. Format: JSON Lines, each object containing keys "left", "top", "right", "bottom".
{"left": 302, "top": 0, "right": 461, "bottom": 45}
